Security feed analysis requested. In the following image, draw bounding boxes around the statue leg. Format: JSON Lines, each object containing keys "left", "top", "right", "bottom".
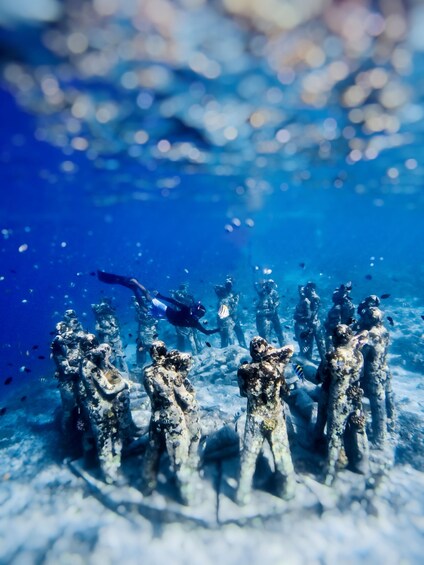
{"left": 141, "top": 423, "right": 164, "bottom": 495}
{"left": 325, "top": 407, "right": 349, "bottom": 485}
{"left": 236, "top": 417, "right": 263, "bottom": 505}
{"left": 269, "top": 417, "right": 296, "bottom": 499}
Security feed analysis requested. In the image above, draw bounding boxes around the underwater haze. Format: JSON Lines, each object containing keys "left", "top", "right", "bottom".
{"left": 0, "top": 1, "right": 424, "bottom": 564}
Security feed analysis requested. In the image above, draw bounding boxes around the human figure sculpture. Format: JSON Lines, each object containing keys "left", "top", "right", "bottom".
{"left": 324, "top": 325, "right": 369, "bottom": 486}
{"left": 294, "top": 282, "right": 326, "bottom": 361}
{"left": 166, "top": 349, "right": 201, "bottom": 473}
{"left": 357, "top": 295, "right": 381, "bottom": 320}
{"left": 79, "top": 342, "right": 134, "bottom": 483}
{"left": 51, "top": 310, "right": 86, "bottom": 436}
{"left": 214, "top": 276, "right": 247, "bottom": 349}
{"left": 141, "top": 341, "right": 199, "bottom": 505}
{"left": 92, "top": 298, "right": 129, "bottom": 374}
{"left": 358, "top": 307, "right": 395, "bottom": 447}
{"left": 255, "top": 280, "right": 284, "bottom": 347}
{"left": 133, "top": 295, "right": 159, "bottom": 368}
{"left": 324, "top": 282, "right": 355, "bottom": 351}
{"left": 236, "top": 336, "right": 296, "bottom": 505}
{"left": 171, "top": 283, "right": 202, "bottom": 354}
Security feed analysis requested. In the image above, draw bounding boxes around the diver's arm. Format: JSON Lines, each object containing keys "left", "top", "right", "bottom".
{"left": 156, "top": 293, "right": 186, "bottom": 310}
{"left": 193, "top": 321, "right": 220, "bottom": 335}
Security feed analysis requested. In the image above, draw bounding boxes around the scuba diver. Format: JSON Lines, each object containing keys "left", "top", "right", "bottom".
{"left": 97, "top": 271, "right": 219, "bottom": 336}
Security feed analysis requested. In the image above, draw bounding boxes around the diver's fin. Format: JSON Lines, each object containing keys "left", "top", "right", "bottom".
{"left": 97, "top": 270, "right": 137, "bottom": 290}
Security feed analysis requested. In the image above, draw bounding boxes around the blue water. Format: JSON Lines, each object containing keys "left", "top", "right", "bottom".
{"left": 1, "top": 3, "right": 424, "bottom": 563}
{"left": 1, "top": 76, "right": 422, "bottom": 383}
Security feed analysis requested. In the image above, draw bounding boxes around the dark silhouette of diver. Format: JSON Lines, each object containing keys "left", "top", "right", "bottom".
{"left": 97, "top": 271, "right": 219, "bottom": 336}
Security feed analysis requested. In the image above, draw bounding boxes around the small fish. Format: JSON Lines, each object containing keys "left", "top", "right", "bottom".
{"left": 0, "top": 408, "right": 7, "bottom": 416}
{"left": 24, "top": 368, "right": 31, "bottom": 373}
{"left": 380, "top": 293, "right": 391, "bottom": 299}
{"left": 284, "top": 325, "right": 291, "bottom": 330}
{"left": 347, "top": 317, "right": 355, "bottom": 325}
{"left": 38, "top": 355, "right": 45, "bottom": 360}
{"left": 4, "top": 377, "right": 12, "bottom": 385}
{"left": 421, "top": 315, "right": 424, "bottom": 321}
{"left": 20, "top": 396, "right": 27, "bottom": 402}
{"left": 205, "top": 342, "right": 212, "bottom": 348}
{"left": 387, "top": 316, "right": 394, "bottom": 326}
{"left": 128, "top": 333, "right": 133, "bottom": 338}
{"left": 218, "top": 304, "right": 230, "bottom": 319}
{"left": 299, "top": 262, "right": 305, "bottom": 269}
{"left": 90, "top": 272, "right": 96, "bottom": 276}
{"left": 293, "top": 364, "right": 304, "bottom": 381}
{"left": 32, "top": 345, "right": 39, "bottom": 350}
{"left": 7, "top": 363, "right": 13, "bottom": 367}
{"left": 365, "top": 274, "right": 372, "bottom": 280}
{"left": 153, "top": 333, "right": 159, "bottom": 339}
{"left": 49, "top": 331, "right": 56, "bottom": 335}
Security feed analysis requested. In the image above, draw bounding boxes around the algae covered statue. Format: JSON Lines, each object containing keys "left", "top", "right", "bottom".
{"left": 324, "top": 325, "right": 369, "bottom": 486}
{"left": 358, "top": 307, "right": 395, "bottom": 447}
{"left": 133, "top": 295, "right": 159, "bottom": 368}
{"left": 166, "top": 349, "right": 201, "bottom": 473}
{"left": 236, "top": 336, "right": 296, "bottom": 505}
{"left": 255, "top": 279, "right": 285, "bottom": 347}
{"left": 79, "top": 341, "right": 135, "bottom": 484}
{"left": 51, "top": 310, "right": 86, "bottom": 436}
{"left": 91, "top": 298, "right": 128, "bottom": 374}
{"left": 214, "top": 276, "right": 247, "bottom": 348}
{"left": 141, "top": 341, "right": 200, "bottom": 505}
{"left": 293, "top": 282, "right": 326, "bottom": 361}
{"left": 324, "top": 282, "right": 355, "bottom": 351}
{"left": 171, "top": 283, "right": 203, "bottom": 354}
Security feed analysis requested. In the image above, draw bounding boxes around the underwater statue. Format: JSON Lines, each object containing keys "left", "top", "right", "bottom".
{"left": 51, "top": 310, "right": 86, "bottom": 436}
{"left": 236, "top": 337, "right": 296, "bottom": 505}
{"left": 324, "top": 282, "right": 356, "bottom": 351}
{"left": 141, "top": 341, "right": 199, "bottom": 505}
{"left": 133, "top": 295, "right": 159, "bottom": 368}
{"left": 324, "top": 325, "right": 369, "bottom": 486}
{"left": 214, "top": 276, "right": 247, "bottom": 349}
{"left": 293, "top": 282, "right": 326, "bottom": 361}
{"left": 358, "top": 307, "right": 396, "bottom": 447}
{"left": 166, "top": 349, "right": 201, "bottom": 474}
{"left": 171, "top": 283, "right": 203, "bottom": 354}
{"left": 356, "top": 295, "right": 381, "bottom": 321}
{"left": 79, "top": 342, "right": 134, "bottom": 484}
{"left": 255, "top": 279, "right": 285, "bottom": 347}
{"left": 91, "top": 298, "right": 129, "bottom": 375}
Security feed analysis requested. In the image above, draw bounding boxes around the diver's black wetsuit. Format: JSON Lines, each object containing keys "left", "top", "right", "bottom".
{"left": 155, "top": 293, "right": 218, "bottom": 335}
{"left": 97, "top": 271, "right": 219, "bottom": 336}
